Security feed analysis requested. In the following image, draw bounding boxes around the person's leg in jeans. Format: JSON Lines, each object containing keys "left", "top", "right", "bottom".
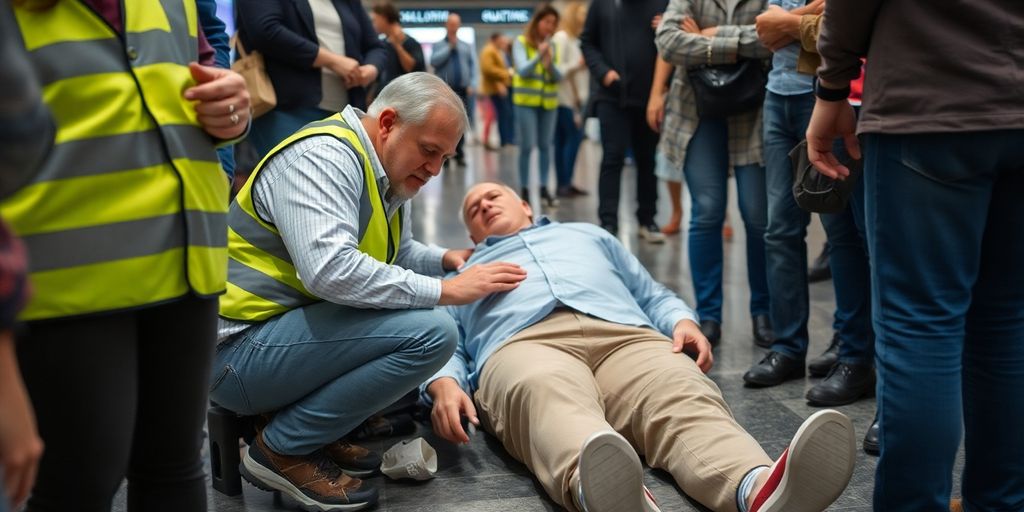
{"left": 17, "top": 313, "right": 139, "bottom": 512}
{"left": 596, "top": 102, "right": 629, "bottom": 229}
{"left": 866, "top": 131, "right": 1024, "bottom": 511}
{"left": 536, "top": 106, "right": 558, "bottom": 194}
{"left": 210, "top": 302, "right": 457, "bottom": 455}
{"left": 762, "top": 92, "right": 814, "bottom": 360}
{"left": 515, "top": 105, "right": 540, "bottom": 195}
{"left": 682, "top": 119, "right": 730, "bottom": 322}
{"left": 554, "top": 106, "right": 573, "bottom": 188}
{"left": 126, "top": 297, "right": 217, "bottom": 512}
{"left": 628, "top": 106, "right": 659, "bottom": 226}
{"left": 961, "top": 138, "right": 1024, "bottom": 510}
{"left": 733, "top": 163, "right": 770, "bottom": 320}
{"left": 819, "top": 194, "right": 872, "bottom": 366}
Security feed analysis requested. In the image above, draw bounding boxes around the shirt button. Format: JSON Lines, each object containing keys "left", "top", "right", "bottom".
{"left": 126, "top": 46, "right": 139, "bottom": 61}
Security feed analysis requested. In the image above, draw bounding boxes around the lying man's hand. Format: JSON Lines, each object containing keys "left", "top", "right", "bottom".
{"left": 427, "top": 378, "right": 479, "bottom": 445}
{"left": 672, "top": 319, "right": 713, "bottom": 373}
{"left": 439, "top": 262, "right": 526, "bottom": 305}
{"left": 442, "top": 248, "right": 474, "bottom": 271}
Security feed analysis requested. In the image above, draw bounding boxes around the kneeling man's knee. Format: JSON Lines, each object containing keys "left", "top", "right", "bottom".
{"left": 413, "top": 309, "right": 459, "bottom": 362}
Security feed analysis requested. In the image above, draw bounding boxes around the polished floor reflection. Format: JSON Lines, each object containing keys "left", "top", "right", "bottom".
{"left": 114, "top": 137, "right": 961, "bottom": 511}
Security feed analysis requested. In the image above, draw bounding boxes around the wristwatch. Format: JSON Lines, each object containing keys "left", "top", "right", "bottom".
{"left": 814, "top": 78, "right": 851, "bottom": 102}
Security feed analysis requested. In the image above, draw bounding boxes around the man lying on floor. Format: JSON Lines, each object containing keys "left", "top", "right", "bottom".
{"left": 421, "top": 182, "right": 857, "bottom": 512}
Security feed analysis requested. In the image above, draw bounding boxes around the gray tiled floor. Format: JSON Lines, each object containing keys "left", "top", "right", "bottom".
{"left": 114, "top": 138, "right": 962, "bottom": 511}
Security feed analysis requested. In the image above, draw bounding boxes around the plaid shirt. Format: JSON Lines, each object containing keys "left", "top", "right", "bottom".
{"left": 655, "top": 0, "right": 770, "bottom": 169}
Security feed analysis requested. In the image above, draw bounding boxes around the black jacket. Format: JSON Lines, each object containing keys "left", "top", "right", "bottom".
{"left": 580, "top": 0, "right": 667, "bottom": 109}
{"left": 236, "top": 0, "right": 388, "bottom": 110}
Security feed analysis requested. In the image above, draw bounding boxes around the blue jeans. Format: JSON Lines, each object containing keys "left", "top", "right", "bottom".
{"left": 865, "top": 130, "right": 1024, "bottom": 511}
{"left": 491, "top": 94, "right": 515, "bottom": 145}
{"left": 763, "top": 92, "right": 871, "bottom": 361}
{"left": 249, "top": 106, "right": 333, "bottom": 161}
{"left": 515, "top": 105, "right": 557, "bottom": 191}
{"left": 210, "top": 302, "right": 457, "bottom": 455}
{"left": 682, "top": 118, "right": 769, "bottom": 321}
{"left": 554, "top": 106, "right": 584, "bottom": 189}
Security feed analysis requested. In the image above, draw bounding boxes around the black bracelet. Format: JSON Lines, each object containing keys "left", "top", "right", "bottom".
{"left": 814, "top": 78, "right": 851, "bottom": 102}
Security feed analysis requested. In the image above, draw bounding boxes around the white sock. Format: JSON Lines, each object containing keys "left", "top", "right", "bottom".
{"left": 737, "top": 466, "right": 770, "bottom": 512}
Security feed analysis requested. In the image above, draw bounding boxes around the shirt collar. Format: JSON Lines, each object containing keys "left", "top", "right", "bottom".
{"left": 341, "top": 105, "right": 404, "bottom": 211}
{"left": 481, "top": 216, "right": 553, "bottom": 246}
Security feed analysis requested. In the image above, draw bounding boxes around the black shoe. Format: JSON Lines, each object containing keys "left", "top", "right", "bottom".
{"left": 808, "top": 243, "right": 832, "bottom": 283}
{"left": 752, "top": 315, "right": 774, "bottom": 348}
{"left": 540, "top": 187, "right": 559, "bottom": 208}
{"left": 743, "top": 351, "right": 805, "bottom": 387}
{"left": 700, "top": 319, "right": 721, "bottom": 346}
{"left": 863, "top": 414, "right": 880, "bottom": 456}
{"left": 556, "top": 185, "right": 574, "bottom": 198}
{"left": 568, "top": 185, "right": 589, "bottom": 196}
{"left": 601, "top": 222, "right": 619, "bottom": 237}
{"left": 808, "top": 332, "right": 841, "bottom": 377}
{"left": 520, "top": 187, "right": 530, "bottom": 200}
{"left": 806, "top": 362, "right": 875, "bottom": 406}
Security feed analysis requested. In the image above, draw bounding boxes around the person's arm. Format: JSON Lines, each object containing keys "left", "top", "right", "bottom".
{"left": 196, "top": 0, "right": 231, "bottom": 68}
{"left": 799, "top": 13, "right": 823, "bottom": 53}
{"left": 513, "top": 38, "right": 545, "bottom": 79}
{"left": 754, "top": 0, "right": 823, "bottom": 51}
{"left": 423, "top": 314, "right": 479, "bottom": 445}
{"left": 599, "top": 231, "right": 711, "bottom": 371}
{"left": 817, "top": 0, "right": 878, "bottom": 88}
{"left": 579, "top": 1, "right": 616, "bottom": 86}
{"left": 430, "top": 40, "right": 453, "bottom": 68}
{"left": 601, "top": 233, "right": 697, "bottom": 336}
{"left": 0, "top": 331, "right": 42, "bottom": 509}
{"left": 259, "top": 140, "right": 444, "bottom": 308}
{"left": 392, "top": 34, "right": 418, "bottom": 73}
{"left": 656, "top": 0, "right": 769, "bottom": 69}
{"left": 355, "top": 2, "right": 388, "bottom": 77}
{"left": 236, "top": 0, "right": 320, "bottom": 68}
{"left": 480, "top": 47, "right": 511, "bottom": 82}
{"left": 467, "top": 42, "right": 479, "bottom": 91}
{"left": 646, "top": 57, "right": 674, "bottom": 133}
{"left": 805, "top": 0, "right": 879, "bottom": 179}
{"left": 0, "top": 5, "right": 55, "bottom": 200}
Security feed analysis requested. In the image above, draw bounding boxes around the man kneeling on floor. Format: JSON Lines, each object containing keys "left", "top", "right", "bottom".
{"left": 423, "top": 182, "right": 857, "bottom": 512}
{"left": 211, "top": 75, "right": 527, "bottom": 511}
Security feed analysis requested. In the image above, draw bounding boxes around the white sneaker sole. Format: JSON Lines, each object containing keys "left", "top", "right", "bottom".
{"left": 240, "top": 447, "right": 373, "bottom": 511}
{"left": 578, "top": 431, "right": 660, "bottom": 512}
{"left": 758, "top": 409, "right": 856, "bottom": 512}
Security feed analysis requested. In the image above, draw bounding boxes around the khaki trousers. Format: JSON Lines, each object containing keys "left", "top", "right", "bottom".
{"left": 474, "top": 310, "right": 772, "bottom": 512}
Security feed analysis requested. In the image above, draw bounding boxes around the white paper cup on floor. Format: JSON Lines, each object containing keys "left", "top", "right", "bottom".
{"left": 380, "top": 437, "right": 438, "bottom": 481}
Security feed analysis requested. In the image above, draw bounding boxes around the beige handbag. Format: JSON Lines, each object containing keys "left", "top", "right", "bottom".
{"left": 231, "top": 34, "right": 276, "bottom": 118}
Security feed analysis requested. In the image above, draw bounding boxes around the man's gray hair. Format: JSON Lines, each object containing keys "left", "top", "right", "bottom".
{"left": 368, "top": 72, "right": 469, "bottom": 133}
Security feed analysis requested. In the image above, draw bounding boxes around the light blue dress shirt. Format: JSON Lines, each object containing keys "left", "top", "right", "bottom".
{"left": 421, "top": 219, "right": 698, "bottom": 402}
{"left": 765, "top": 0, "right": 814, "bottom": 96}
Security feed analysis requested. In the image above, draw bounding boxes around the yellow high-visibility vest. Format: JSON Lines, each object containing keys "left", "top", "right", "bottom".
{"left": 512, "top": 35, "right": 559, "bottom": 110}
{"left": 219, "top": 114, "right": 402, "bottom": 322}
{"left": 2, "top": 0, "right": 229, "bottom": 321}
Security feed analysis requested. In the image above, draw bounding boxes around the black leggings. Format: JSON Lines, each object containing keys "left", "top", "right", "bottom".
{"left": 16, "top": 297, "right": 217, "bottom": 512}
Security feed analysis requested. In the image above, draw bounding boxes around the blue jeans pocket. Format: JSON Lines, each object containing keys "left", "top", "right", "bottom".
{"left": 899, "top": 134, "right": 976, "bottom": 184}
{"left": 209, "top": 365, "right": 253, "bottom": 415}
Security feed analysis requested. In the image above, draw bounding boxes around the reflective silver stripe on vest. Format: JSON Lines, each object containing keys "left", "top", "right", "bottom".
{"left": 227, "top": 206, "right": 293, "bottom": 263}
{"left": 227, "top": 259, "right": 312, "bottom": 309}
{"left": 29, "top": 126, "right": 216, "bottom": 185}
{"left": 29, "top": 33, "right": 198, "bottom": 87}
{"left": 22, "top": 210, "right": 224, "bottom": 272}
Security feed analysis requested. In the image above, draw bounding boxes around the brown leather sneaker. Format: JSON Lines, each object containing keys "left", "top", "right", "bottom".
{"left": 241, "top": 434, "right": 378, "bottom": 511}
{"left": 323, "top": 439, "right": 382, "bottom": 477}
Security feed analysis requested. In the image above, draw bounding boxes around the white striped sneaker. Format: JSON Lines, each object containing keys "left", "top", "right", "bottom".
{"left": 750, "top": 409, "right": 856, "bottom": 512}
{"left": 575, "top": 431, "right": 661, "bottom": 512}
